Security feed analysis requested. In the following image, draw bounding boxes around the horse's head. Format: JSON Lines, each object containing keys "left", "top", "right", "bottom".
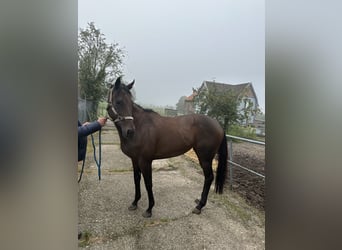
{"left": 107, "top": 76, "right": 135, "bottom": 139}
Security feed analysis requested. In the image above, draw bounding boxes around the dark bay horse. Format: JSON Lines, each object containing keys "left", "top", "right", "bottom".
{"left": 107, "top": 76, "right": 227, "bottom": 217}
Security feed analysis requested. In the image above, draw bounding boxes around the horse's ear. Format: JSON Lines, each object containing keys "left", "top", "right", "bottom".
{"left": 114, "top": 76, "right": 122, "bottom": 90}
{"left": 127, "top": 79, "right": 135, "bottom": 90}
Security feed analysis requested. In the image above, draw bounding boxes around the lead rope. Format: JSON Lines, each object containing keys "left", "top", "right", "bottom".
{"left": 91, "top": 129, "right": 102, "bottom": 180}
{"left": 78, "top": 158, "right": 86, "bottom": 183}
{"left": 78, "top": 129, "right": 102, "bottom": 183}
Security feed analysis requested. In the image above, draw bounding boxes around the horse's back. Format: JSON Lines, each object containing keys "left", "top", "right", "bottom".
{"left": 165, "top": 113, "right": 223, "bottom": 149}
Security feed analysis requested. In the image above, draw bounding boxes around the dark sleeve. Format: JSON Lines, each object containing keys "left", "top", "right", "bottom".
{"left": 78, "top": 121, "right": 102, "bottom": 137}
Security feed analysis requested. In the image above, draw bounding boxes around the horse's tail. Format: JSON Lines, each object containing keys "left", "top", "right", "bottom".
{"left": 215, "top": 134, "right": 228, "bottom": 194}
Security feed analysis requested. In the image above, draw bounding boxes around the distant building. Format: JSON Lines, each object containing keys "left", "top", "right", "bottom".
{"left": 184, "top": 80, "right": 259, "bottom": 125}
{"left": 164, "top": 108, "right": 178, "bottom": 117}
{"left": 253, "top": 113, "right": 265, "bottom": 136}
{"left": 183, "top": 89, "right": 197, "bottom": 115}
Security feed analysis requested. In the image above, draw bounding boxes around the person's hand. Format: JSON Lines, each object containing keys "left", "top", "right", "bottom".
{"left": 97, "top": 117, "right": 107, "bottom": 126}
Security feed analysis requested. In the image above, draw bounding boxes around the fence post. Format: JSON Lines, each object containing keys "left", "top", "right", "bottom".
{"left": 229, "top": 139, "right": 233, "bottom": 190}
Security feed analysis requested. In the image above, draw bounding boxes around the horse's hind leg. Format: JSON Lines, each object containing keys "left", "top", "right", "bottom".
{"left": 128, "top": 163, "right": 141, "bottom": 211}
{"left": 192, "top": 152, "right": 214, "bottom": 214}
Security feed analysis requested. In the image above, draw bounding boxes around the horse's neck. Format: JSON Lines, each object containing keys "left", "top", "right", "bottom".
{"left": 132, "top": 103, "right": 146, "bottom": 122}
{"left": 132, "top": 103, "right": 158, "bottom": 124}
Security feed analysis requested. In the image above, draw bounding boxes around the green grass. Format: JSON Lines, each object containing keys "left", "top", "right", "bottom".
{"left": 227, "top": 125, "right": 258, "bottom": 140}
{"left": 143, "top": 216, "right": 183, "bottom": 228}
{"left": 154, "top": 163, "right": 178, "bottom": 172}
{"left": 211, "top": 191, "right": 265, "bottom": 227}
{"left": 78, "top": 231, "right": 91, "bottom": 247}
{"left": 108, "top": 168, "right": 132, "bottom": 173}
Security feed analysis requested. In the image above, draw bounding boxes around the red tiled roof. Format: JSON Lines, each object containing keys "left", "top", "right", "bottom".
{"left": 185, "top": 92, "right": 197, "bottom": 101}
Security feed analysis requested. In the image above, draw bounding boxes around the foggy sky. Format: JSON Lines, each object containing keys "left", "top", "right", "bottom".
{"left": 78, "top": 0, "right": 265, "bottom": 112}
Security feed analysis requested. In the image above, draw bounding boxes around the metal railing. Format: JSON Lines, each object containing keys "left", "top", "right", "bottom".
{"left": 226, "top": 134, "right": 265, "bottom": 190}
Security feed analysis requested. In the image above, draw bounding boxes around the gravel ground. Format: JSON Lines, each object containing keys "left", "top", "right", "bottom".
{"left": 78, "top": 125, "right": 265, "bottom": 249}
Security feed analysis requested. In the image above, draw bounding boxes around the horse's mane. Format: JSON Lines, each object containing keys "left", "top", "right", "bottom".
{"left": 134, "top": 103, "right": 159, "bottom": 115}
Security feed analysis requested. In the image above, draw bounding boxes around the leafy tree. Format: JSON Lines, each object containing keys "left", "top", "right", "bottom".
{"left": 78, "top": 22, "right": 124, "bottom": 120}
{"left": 193, "top": 86, "right": 240, "bottom": 132}
{"left": 240, "top": 98, "right": 261, "bottom": 127}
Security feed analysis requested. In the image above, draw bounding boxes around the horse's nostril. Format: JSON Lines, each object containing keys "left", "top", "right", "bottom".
{"left": 127, "top": 129, "right": 135, "bottom": 137}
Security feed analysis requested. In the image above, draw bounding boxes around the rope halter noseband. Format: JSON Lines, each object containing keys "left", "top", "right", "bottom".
{"left": 107, "top": 87, "right": 134, "bottom": 123}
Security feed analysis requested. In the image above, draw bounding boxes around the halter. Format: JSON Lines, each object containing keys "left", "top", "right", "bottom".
{"left": 107, "top": 87, "right": 134, "bottom": 123}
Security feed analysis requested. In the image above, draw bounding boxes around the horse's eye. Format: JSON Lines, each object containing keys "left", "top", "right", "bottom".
{"left": 115, "top": 100, "right": 122, "bottom": 105}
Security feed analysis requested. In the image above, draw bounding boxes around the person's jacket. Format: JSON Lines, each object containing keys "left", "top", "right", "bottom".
{"left": 78, "top": 120, "right": 101, "bottom": 161}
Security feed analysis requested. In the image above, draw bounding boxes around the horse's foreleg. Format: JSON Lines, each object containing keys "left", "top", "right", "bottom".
{"left": 193, "top": 161, "right": 214, "bottom": 214}
{"left": 141, "top": 162, "right": 154, "bottom": 218}
{"left": 128, "top": 165, "right": 141, "bottom": 211}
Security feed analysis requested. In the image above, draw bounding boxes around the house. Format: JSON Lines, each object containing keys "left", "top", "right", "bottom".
{"left": 183, "top": 89, "right": 197, "bottom": 115}
{"left": 184, "top": 80, "right": 259, "bottom": 125}
{"left": 164, "top": 108, "right": 178, "bottom": 117}
{"left": 253, "top": 113, "right": 265, "bottom": 136}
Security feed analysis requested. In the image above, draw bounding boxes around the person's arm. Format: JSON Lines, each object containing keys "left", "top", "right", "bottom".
{"left": 78, "top": 121, "right": 102, "bottom": 137}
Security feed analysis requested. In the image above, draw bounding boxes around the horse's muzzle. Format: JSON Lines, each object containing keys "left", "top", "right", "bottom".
{"left": 126, "top": 129, "right": 135, "bottom": 138}
{"left": 121, "top": 125, "right": 135, "bottom": 139}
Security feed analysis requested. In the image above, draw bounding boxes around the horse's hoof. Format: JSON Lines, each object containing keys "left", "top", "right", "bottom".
{"left": 194, "top": 199, "right": 200, "bottom": 205}
{"left": 192, "top": 207, "right": 201, "bottom": 214}
{"left": 142, "top": 210, "right": 152, "bottom": 218}
{"left": 128, "top": 204, "right": 137, "bottom": 210}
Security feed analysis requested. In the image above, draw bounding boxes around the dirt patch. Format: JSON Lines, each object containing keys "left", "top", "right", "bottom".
{"left": 231, "top": 142, "right": 265, "bottom": 210}
{"left": 184, "top": 141, "right": 265, "bottom": 210}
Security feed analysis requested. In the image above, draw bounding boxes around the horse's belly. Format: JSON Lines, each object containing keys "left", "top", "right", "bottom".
{"left": 154, "top": 141, "right": 192, "bottom": 159}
